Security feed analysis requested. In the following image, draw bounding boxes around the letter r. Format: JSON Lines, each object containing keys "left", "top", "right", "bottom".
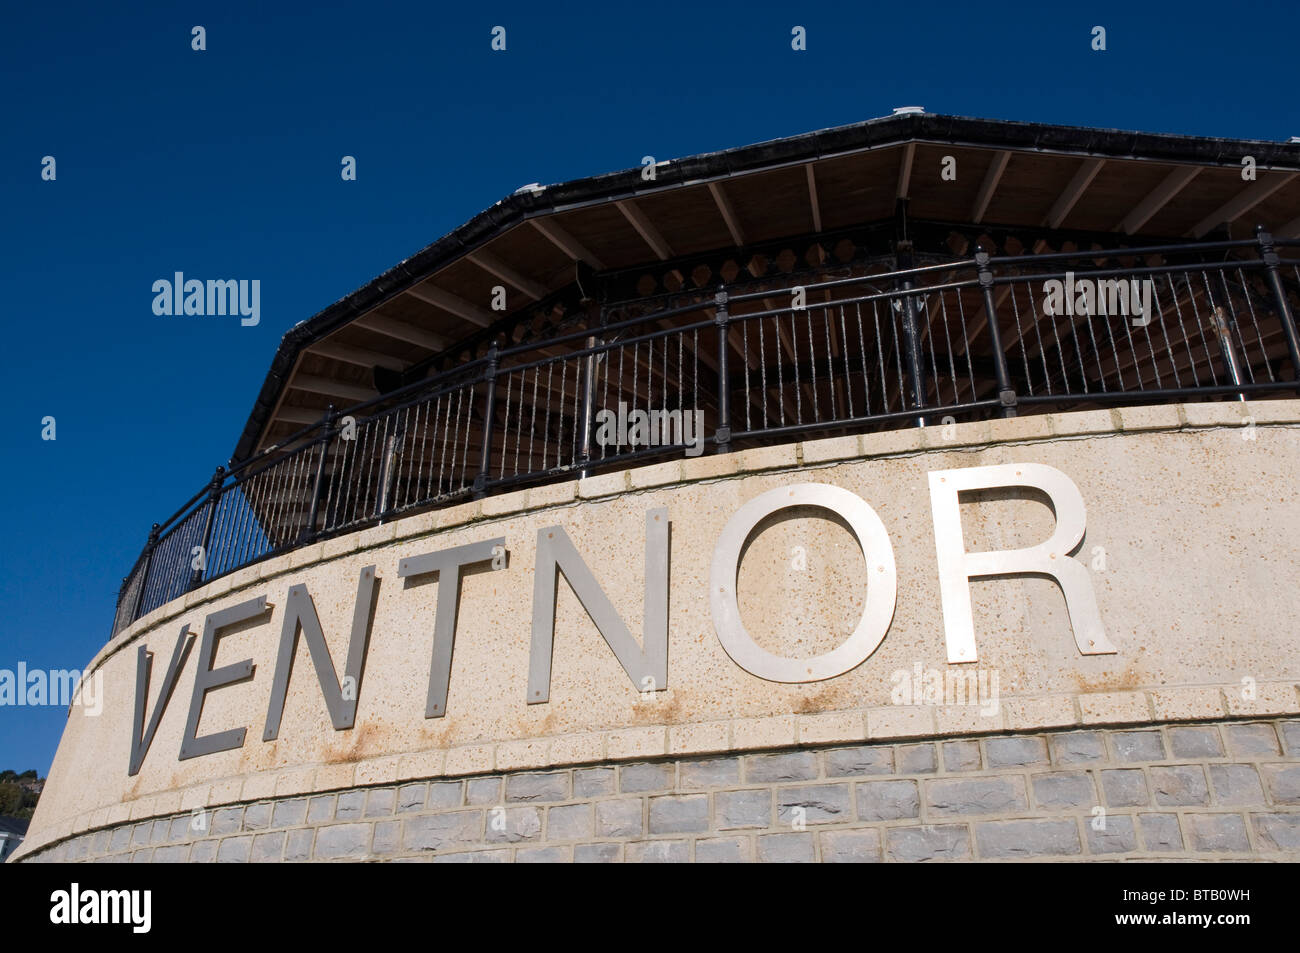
{"left": 928, "top": 463, "right": 1115, "bottom": 663}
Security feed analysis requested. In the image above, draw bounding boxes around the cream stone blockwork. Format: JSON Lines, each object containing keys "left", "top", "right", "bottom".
{"left": 16, "top": 402, "right": 1300, "bottom": 861}
{"left": 1002, "top": 695, "right": 1078, "bottom": 730}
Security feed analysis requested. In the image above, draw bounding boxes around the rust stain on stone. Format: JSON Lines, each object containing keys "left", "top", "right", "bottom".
{"left": 795, "top": 686, "right": 842, "bottom": 713}
{"left": 1072, "top": 651, "right": 1146, "bottom": 694}
{"left": 633, "top": 691, "right": 682, "bottom": 723}
{"left": 423, "top": 723, "right": 453, "bottom": 750}
{"left": 323, "top": 722, "right": 383, "bottom": 763}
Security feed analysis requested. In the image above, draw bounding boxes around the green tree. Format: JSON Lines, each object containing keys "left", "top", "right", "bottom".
{"left": 0, "top": 782, "right": 23, "bottom": 816}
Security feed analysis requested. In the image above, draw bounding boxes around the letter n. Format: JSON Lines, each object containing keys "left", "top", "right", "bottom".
{"left": 263, "top": 567, "right": 378, "bottom": 739}
{"left": 528, "top": 509, "right": 668, "bottom": 703}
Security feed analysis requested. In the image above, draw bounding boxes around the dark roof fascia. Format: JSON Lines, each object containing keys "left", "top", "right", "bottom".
{"left": 231, "top": 112, "right": 1300, "bottom": 463}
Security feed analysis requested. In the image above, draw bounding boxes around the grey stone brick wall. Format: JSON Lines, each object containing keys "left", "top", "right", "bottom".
{"left": 19, "top": 717, "right": 1300, "bottom": 862}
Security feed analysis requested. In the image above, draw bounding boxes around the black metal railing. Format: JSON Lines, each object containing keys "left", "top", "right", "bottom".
{"left": 110, "top": 230, "right": 1300, "bottom": 635}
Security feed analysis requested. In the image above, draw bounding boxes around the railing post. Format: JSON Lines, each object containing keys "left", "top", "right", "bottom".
{"left": 301, "top": 404, "right": 335, "bottom": 543}
{"left": 975, "top": 248, "right": 1017, "bottom": 418}
{"left": 714, "top": 288, "right": 731, "bottom": 454}
{"left": 474, "top": 340, "right": 501, "bottom": 497}
{"left": 128, "top": 522, "right": 161, "bottom": 624}
{"left": 189, "top": 467, "right": 224, "bottom": 591}
{"left": 1256, "top": 226, "right": 1300, "bottom": 387}
{"left": 578, "top": 335, "right": 598, "bottom": 479}
{"left": 901, "top": 287, "right": 927, "bottom": 424}
{"left": 577, "top": 291, "right": 603, "bottom": 478}
{"left": 113, "top": 575, "right": 131, "bottom": 633}
{"left": 896, "top": 241, "right": 927, "bottom": 425}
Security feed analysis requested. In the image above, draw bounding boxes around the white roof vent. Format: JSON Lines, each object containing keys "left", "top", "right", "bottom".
{"left": 892, "top": 106, "right": 926, "bottom": 116}
{"left": 514, "top": 182, "right": 546, "bottom": 194}
{"left": 1288, "top": 137, "right": 1300, "bottom": 144}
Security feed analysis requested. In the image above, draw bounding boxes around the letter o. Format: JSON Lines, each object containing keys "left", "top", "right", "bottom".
{"left": 709, "top": 483, "right": 897, "bottom": 682}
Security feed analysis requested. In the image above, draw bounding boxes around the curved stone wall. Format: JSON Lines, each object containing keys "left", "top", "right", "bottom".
{"left": 15, "top": 400, "right": 1300, "bottom": 861}
{"left": 20, "top": 720, "right": 1300, "bottom": 862}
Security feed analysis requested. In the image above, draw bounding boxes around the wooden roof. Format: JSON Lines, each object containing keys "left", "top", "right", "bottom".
{"left": 232, "top": 112, "right": 1300, "bottom": 463}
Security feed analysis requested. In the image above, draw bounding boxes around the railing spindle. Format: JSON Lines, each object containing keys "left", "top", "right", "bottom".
{"left": 714, "top": 288, "right": 731, "bottom": 453}
{"left": 1256, "top": 227, "right": 1300, "bottom": 388}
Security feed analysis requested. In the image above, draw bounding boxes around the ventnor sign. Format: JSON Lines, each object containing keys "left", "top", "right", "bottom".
{"left": 127, "top": 462, "right": 1112, "bottom": 777}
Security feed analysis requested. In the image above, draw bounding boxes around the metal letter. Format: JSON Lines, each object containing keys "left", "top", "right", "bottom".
{"left": 528, "top": 509, "right": 668, "bottom": 704}
{"left": 928, "top": 462, "right": 1115, "bottom": 663}
{"left": 179, "top": 596, "right": 268, "bottom": 760}
{"left": 710, "top": 484, "right": 897, "bottom": 682}
{"left": 128, "top": 624, "right": 195, "bottom": 776}
{"left": 262, "top": 567, "right": 378, "bottom": 740}
{"left": 398, "top": 539, "right": 504, "bottom": 718}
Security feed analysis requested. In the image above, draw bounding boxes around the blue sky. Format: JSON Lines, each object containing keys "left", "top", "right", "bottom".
{"left": 2, "top": 0, "right": 1297, "bottom": 774}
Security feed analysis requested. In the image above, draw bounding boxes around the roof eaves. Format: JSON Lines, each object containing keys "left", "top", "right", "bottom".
{"left": 230, "top": 113, "right": 1300, "bottom": 462}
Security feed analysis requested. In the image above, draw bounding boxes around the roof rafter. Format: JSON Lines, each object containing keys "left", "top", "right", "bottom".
{"left": 529, "top": 218, "right": 605, "bottom": 270}
{"left": 309, "top": 340, "right": 407, "bottom": 372}
{"left": 708, "top": 181, "right": 745, "bottom": 246}
{"left": 405, "top": 282, "right": 495, "bottom": 327}
{"left": 1276, "top": 215, "right": 1300, "bottom": 240}
{"left": 804, "top": 163, "right": 823, "bottom": 233}
{"left": 971, "top": 151, "right": 1010, "bottom": 224}
{"left": 467, "top": 250, "right": 551, "bottom": 301}
{"left": 1189, "top": 172, "right": 1299, "bottom": 238}
{"left": 896, "top": 143, "right": 915, "bottom": 200}
{"left": 290, "top": 374, "right": 376, "bottom": 403}
{"left": 275, "top": 406, "right": 330, "bottom": 426}
{"left": 616, "top": 199, "right": 673, "bottom": 260}
{"left": 353, "top": 314, "right": 450, "bottom": 352}
{"left": 1118, "top": 165, "right": 1202, "bottom": 234}
{"left": 1044, "top": 158, "right": 1105, "bottom": 229}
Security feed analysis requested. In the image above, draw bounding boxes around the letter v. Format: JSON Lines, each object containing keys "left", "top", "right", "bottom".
{"left": 129, "top": 625, "right": 195, "bottom": 776}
